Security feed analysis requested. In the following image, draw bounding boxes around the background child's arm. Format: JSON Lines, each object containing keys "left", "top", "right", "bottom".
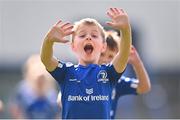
{"left": 41, "top": 20, "right": 73, "bottom": 72}
{"left": 129, "top": 46, "right": 151, "bottom": 94}
{"left": 107, "top": 8, "right": 132, "bottom": 73}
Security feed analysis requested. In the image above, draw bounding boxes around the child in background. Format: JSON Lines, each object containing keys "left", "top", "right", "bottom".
{"left": 41, "top": 8, "right": 132, "bottom": 119}
{"left": 99, "top": 30, "right": 151, "bottom": 119}
{"left": 9, "top": 54, "right": 59, "bottom": 119}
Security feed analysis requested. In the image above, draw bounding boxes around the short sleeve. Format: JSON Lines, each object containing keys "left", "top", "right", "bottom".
{"left": 106, "top": 64, "right": 124, "bottom": 83}
{"left": 115, "top": 76, "right": 139, "bottom": 97}
{"left": 48, "top": 61, "right": 67, "bottom": 83}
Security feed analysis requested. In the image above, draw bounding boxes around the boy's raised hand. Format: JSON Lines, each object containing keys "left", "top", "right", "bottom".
{"left": 46, "top": 20, "right": 74, "bottom": 43}
{"left": 128, "top": 46, "right": 141, "bottom": 65}
{"left": 106, "top": 8, "right": 129, "bottom": 30}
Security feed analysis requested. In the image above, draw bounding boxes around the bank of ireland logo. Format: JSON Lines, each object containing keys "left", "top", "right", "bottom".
{"left": 86, "top": 88, "right": 93, "bottom": 95}
{"left": 97, "top": 70, "right": 109, "bottom": 83}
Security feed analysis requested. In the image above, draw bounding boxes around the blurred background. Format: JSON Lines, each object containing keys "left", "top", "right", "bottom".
{"left": 0, "top": 0, "right": 179, "bottom": 118}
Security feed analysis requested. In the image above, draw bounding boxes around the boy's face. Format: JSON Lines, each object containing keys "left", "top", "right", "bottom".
{"left": 72, "top": 24, "right": 106, "bottom": 64}
{"left": 99, "top": 47, "right": 118, "bottom": 64}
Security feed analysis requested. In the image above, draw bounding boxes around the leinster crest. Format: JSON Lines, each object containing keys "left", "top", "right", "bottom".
{"left": 97, "top": 70, "right": 109, "bottom": 83}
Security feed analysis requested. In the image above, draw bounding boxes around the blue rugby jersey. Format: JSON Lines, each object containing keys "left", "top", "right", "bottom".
{"left": 49, "top": 61, "right": 123, "bottom": 119}
{"left": 110, "top": 76, "right": 139, "bottom": 119}
{"left": 12, "top": 81, "right": 59, "bottom": 119}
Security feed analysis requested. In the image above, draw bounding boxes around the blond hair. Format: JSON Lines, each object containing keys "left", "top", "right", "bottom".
{"left": 72, "top": 18, "right": 105, "bottom": 42}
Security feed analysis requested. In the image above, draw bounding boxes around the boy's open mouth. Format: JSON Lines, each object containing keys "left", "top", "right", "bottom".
{"left": 84, "top": 44, "right": 94, "bottom": 54}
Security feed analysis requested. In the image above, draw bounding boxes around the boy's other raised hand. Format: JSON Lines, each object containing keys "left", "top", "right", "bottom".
{"left": 46, "top": 20, "right": 74, "bottom": 43}
{"left": 128, "top": 45, "right": 141, "bottom": 65}
{"left": 106, "top": 8, "right": 130, "bottom": 30}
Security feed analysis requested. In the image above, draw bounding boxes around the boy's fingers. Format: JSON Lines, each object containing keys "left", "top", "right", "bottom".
{"left": 112, "top": 8, "right": 120, "bottom": 15}
{"left": 107, "top": 11, "right": 114, "bottom": 19}
{"left": 114, "top": 8, "right": 120, "bottom": 14}
{"left": 107, "top": 9, "right": 114, "bottom": 16}
{"left": 55, "top": 20, "right": 62, "bottom": 26}
{"left": 113, "top": 8, "right": 127, "bottom": 15}
{"left": 64, "top": 27, "right": 74, "bottom": 33}
{"left": 130, "top": 46, "right": 137, "bottom": 55}
{"left": 54, "top": 26, "right": 63, "bottom": 34}
{"left": 119, "top": 8, "right": 124, "bottom": 13}
{"left": 120, "top": 9, "right": 127, "bottom": 15}
{"left": 131, "top": 45, "right": 136, "bottom": 51}
{"left": 63, "top": 25, "right": 74, "bottom": 31}
{"left": 106, "top": 21, "right": 115, "bottom": 27}
{"left": 60, "top": 22, "right": 71, "bottom": 29}
{"left": 110, "top": 8, "right": 116, "bottom": 14}
{"left": 130, "top": 48, "right": 135, "bottom": 54}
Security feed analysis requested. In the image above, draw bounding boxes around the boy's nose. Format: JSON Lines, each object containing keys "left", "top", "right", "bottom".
{"left": 86, "top": 36, "right": 92, "bottom": 40}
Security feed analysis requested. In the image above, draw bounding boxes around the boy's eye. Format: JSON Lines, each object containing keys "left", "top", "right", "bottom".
{"left": 79, "top": 35, "right": 86, "bottom": 38}
{"left": 92, "top": 34, "right": 98, "bottom": 38}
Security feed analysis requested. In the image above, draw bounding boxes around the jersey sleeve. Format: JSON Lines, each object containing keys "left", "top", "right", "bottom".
{"left": 105, "top": 64, "right": 124, "bottom": 83}
{"left": 48, "top": 61, "right": 67, "bottom": 84}
{"left": 116, "top": 76, "right": 139, "bottom": 97}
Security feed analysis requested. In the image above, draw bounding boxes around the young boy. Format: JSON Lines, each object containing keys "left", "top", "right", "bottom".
{"left": 99, "top": 31, "right": 151, "bottom": 119}
{"left": 9, "top": 54, "right": 59, "bottom": 119}
{"left": 41, "top": 8, "right": 132, "bottom": 119}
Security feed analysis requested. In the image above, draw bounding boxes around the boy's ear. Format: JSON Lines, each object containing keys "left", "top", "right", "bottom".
{"left": 101, "top": 42, "right": 107, "bottom": 53}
